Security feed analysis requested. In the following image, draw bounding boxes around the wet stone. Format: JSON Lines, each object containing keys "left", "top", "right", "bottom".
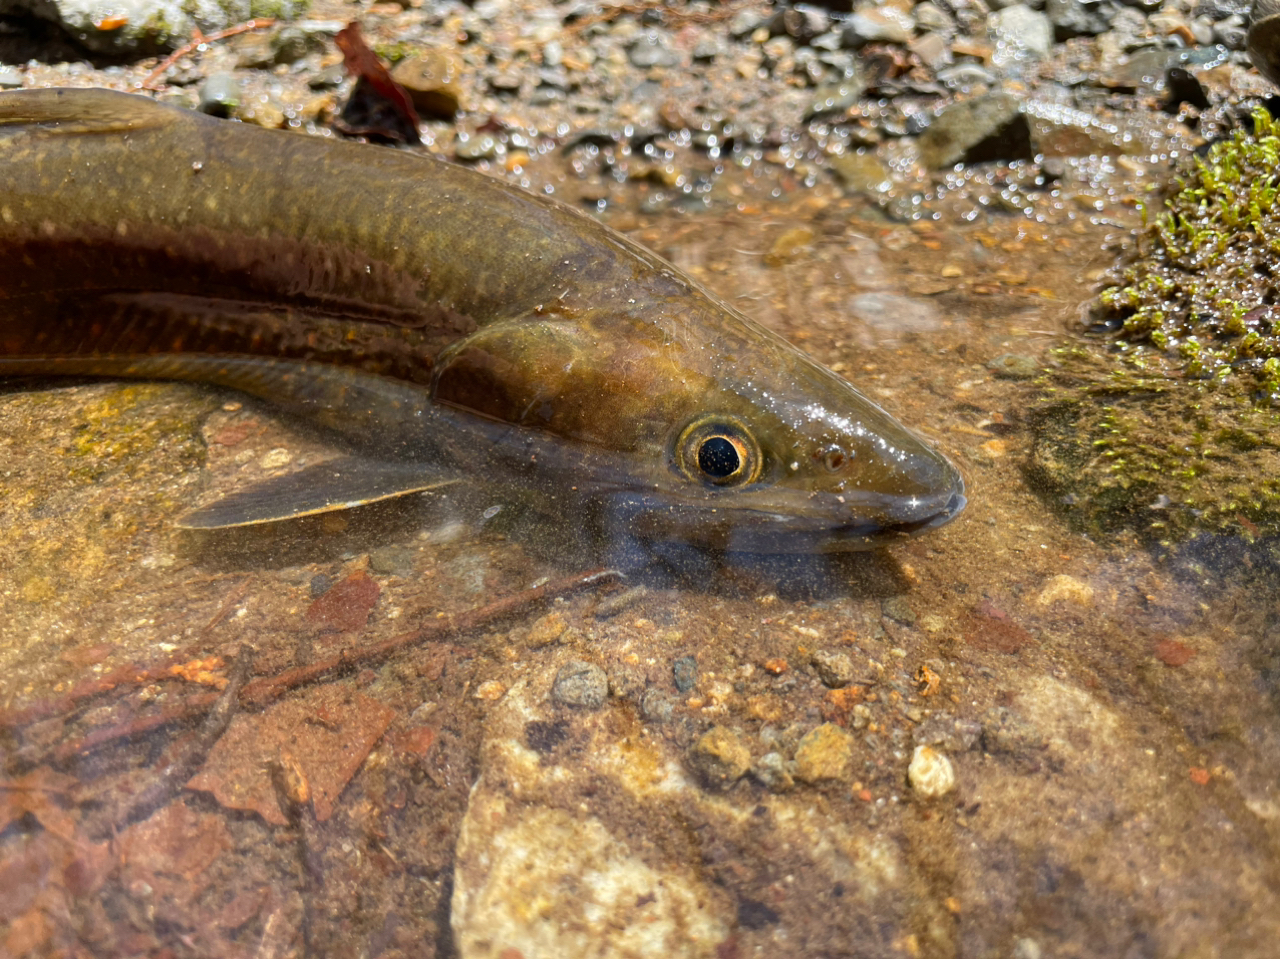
{"left": 552, "top": 660, "right": 608, "bottom": 708}
{"left": 793, "top": 723, "right": 854, "bottom": 783}
{"left": 804, "top": 77, "right": 865, "bottom": 120}
{"left": 392, "top": 50, "right": 465, "bottom": 119}
{"left": 990, "top": 5, "right": 1054, "bottom": 60}
{"left": 309, "top": 572, "right": 333, "bottom": 598}
{"left": 0, "top": 66, "right": 23, "bottom": 89}
{"left": 831, "top": 151, "right": 892, "bottom": 194}
{"left": 641, "top": 688, "right": 675, "bottom": 723}
{"left": 368, "top": 545, "right": 415, "bottom": 577}
{"left": 908, "top": 745, "right": 956, "bottom": 798}
{"left": 688, "top": 725, "right": 752, "bottom": 788}
{"left": 988, "top": 352, "right": 1039, "bottom": 379}
{"left": 882, "top": 596, "right": 917, "bottom": 627}
{"left": 811, "top": 649, "right": 856, "bottom": 688}
{"left": 455, "top": 132, "right": 498, "bottom": 161}
{"left": 673, "top": 655, "right": 698, "bottom": 693}
{"left": 198, "top": 73, "right": 241, "bottom": 118}
{"left": 752, "top": 751, "right": 795, "bottom": 792}
{"left": 917, "top": 92, "right": 1034, "bottom": 169}
{"left": 628, "top": 32, "right": 679, "bottom": 69}
{"left": 981, "top": 706, "right": 1045, "bottom": 756}
{"left": 526, "top": 611, "right": 568, "bottom": 648}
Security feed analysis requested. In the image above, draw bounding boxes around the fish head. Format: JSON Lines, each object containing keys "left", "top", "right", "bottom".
{"left": 431, "top": 310, "right": 965, "bottom": 552}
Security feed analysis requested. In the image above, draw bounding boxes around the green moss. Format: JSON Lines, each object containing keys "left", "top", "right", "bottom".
{"left": 1095, "top": 107, "right": 1280, "bottom": 399}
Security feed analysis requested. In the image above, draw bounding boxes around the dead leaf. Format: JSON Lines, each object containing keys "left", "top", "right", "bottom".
{"left": 1154, "top": 638, "right": 1196, "bottom": 667}
{"left": 187, "top": 684, "right": 395, "bottom": 825}
{"left": 305, "top": 571, "right": 380, "bottom": 633}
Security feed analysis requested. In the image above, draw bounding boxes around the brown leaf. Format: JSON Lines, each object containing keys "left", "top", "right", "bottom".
{"left": 305, "top": 571, "right": 380, "bottom": 632}
{"left": 117, "top": 801, "right": 230, "bottom": 885}
{"left": 0, "top": 767, "right": 80, "bottom": 841}
{"left": 964, "top": 605, "right": 1035, "bottom": 653}
{"left": 187, "top": 684, "right": 395, "bottom": 825}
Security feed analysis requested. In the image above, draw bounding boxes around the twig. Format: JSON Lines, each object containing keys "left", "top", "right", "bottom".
{"left": 52, "top": 568, "right": 619, "bottom": 762}
{"left": 140, "top": 18, "right": 277, "bottom": 91}
{"left": 87, "top": 649, "right": 254, "bottom": 838}
{"left": 269, "top": 751, "right": 323, "bottom": 957}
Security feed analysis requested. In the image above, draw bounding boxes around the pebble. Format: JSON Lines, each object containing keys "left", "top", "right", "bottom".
{"left": 197, "top": 73, "right": 242, "bottom": 117}
{"left": 793, "top": 723, "right": 854, "bottom": 783}
{"left": 687, "top": 726, "right": 752, "bottom": 787}
{"left": 1036, "top": 574, "right": 1095, "bottom": 608}
{"left": 552, "top": 660, "right": 608, "bottom": 708}
{"left": 907, "top": 745, "right": 956, "bottom": 798}
{"left": 917, "top": 92, "right": 1034, "bottom": 169}
{"left": 990, "top": 5, "right": 1054, "bottom": 61}
{"left": 0, "top": 66, "right": 23, "bottom": 89}
{"left": 673, "top": 655, "right": 698, "bottom": 693}
{"left": 392, "top": 50, "right": 465, "bottom": 119}
{"left": 526, "top": 611, "right": 568, "bottom": 648}
{"left": 981, "top": 706, "right": 1045, "bottom": 756}
{"left": 641, "top": 688, "right": 675, "bottom": 723}
{"left": 988, "top": 353, "right": 1039, "bottom": 379}
{"left": 474, "top": 680, "right": 507, "bottom": 701}
{"left": 830, "top": 151, "right": 892, "bottom": 194}
{"left": 811, "top": 649, "right": 856, "bottom": 688}
{"left": 752, "top": 751, "right": 795, "bottom": 792}
{"left": 882, "top": 596, "right": 917, "bottom": 627}
{"left": 764, "top": 227, "right": 816, "bottom": 267}
{"left": 368, "top": 546, "right": 415, "bottom": 578}
{"left": 259, "top": 447, "right": 292, "bottom": 470}
{"left": 455, "top": 132, "right": 499, "bottom": 161}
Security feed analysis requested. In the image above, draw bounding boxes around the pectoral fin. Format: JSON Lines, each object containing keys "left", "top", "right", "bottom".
{"left": 177, "top": 458, "right": 457, "bottom": 529}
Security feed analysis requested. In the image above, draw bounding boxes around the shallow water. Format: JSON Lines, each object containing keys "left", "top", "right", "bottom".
{"left": 2, "top": 184, "right": 1279, "bottom": 958}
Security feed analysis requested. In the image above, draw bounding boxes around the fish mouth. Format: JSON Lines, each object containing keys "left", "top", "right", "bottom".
{"left": 612, "top": 476, "right": 968, "bottom": 554}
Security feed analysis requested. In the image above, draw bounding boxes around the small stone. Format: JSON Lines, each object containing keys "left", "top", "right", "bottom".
{"left": 368, "top": 545, "right": 415, "bottom": 577}
{"left": 793, "top": 723, "right": 854, "bottom": 783}
{"left": 0, "top": 66, "right": 23, "bottom": 89}
{"left": 628, "top": 32, "right": 679, "bottom": 68}
{"left": 811, "top": 649, "right": 855, "bottom": 688}
{"left": 1036, "top": 574, "right": 1094, "bottom": 608}
{"left": 309, "top": 573, "right": 333, "bottom": 598}
{"left": 831, "top": 151, "right": 891, "bottom": 194}
{"left": 673, "top": 655, "right": 698, "bottom": 693}
{"left": 641, "top": 688, "right": 675, "bottom": 723}
{"left": 917, "top": 92, "right": 1033, "bottom": 169}
{"left": 843, "top": 7, "right": 915, "bottom": 46}
{"left": 552, "top": 660, "right": 608, "bottom": 708}
{"left": 988, "top": 353, "right": 1039, "bottom": 379}
{"left": 259, "top": 447, "right": 292, "bottom": 469}
{"left": 908, "top": 745, "right": 956, "bottom": 798}
{"left": 526, "top": 611, "right": 568, "bottom": 648}
{"left": 803, "top": 77, "right": 865, "bottom": 120}
{"left": 762, "top": 658, "right": 789, "bottom": 675}
{"left": 981, "top": 706, "right": 1044, "bottom": 756}
{"left": 989, "top": 5, "right": 1053, "bottom": 61}
{"left": 764, "top": 227, "right": 815, "bottom": 267}
{"left": 882, "top": 596, "right": 917, "bottom": 627}
{"left": 752, "top": 752, "right": 794, "bottom": 792}
{"left": 237, "top": 99, "right": 285, "bottom": 130}
{"left": 198, "top": 73, "right": 241, "bottom": 117}
{"left": 688, "top": 726, "right": 752, "bottom": 788}
{"left": 455, "top": 132, "right": 498, "bottom": 161}
{"left": 392, "top": 50, "right": 464, "bottom": 119}
{"left": 474, "top": 680, "right": 507, "bottom": 701}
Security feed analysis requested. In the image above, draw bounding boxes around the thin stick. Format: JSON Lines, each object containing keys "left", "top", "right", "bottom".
{"left": 140, "top": 18, "right": 277, "bottom": 91}
{"left": 52, "top": 568, "right": 619, "bottom": 762}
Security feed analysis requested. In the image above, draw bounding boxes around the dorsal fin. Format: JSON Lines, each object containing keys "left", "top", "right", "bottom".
{"left": 0, "top": 87, "right": 177, "bottom": 135}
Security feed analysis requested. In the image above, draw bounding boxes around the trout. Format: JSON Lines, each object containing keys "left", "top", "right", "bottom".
{"left": 0, "top": 88, "right": 964, "bottom": 552}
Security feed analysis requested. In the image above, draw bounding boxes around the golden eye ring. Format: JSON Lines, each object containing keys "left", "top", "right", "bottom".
{"left": 675, "top": 417, "right": 763, "bottom": 488}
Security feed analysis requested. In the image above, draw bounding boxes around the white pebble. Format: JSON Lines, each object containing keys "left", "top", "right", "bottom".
{"left": 908, "top": 745, "right": 956, "bottom": 798}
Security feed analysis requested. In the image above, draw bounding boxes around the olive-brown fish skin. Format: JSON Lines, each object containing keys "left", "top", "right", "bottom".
{"left": 0, "top": 87, "right": 964, "bottom": 551}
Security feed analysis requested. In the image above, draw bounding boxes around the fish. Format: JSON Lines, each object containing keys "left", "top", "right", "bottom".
{"left": 0, "top": 87, "right": 965, "bottom": 552}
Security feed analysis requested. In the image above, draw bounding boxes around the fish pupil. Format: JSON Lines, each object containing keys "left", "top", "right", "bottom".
{"left": 698, "top": 436, "right": 740, "bottom": 478}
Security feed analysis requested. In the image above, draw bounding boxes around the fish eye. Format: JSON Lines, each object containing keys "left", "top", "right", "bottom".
{"left": 821, "top": 446, "right": 850, "bottom": 472}
{"left": 676, "top": 417, "right": 763, "bottom": 487}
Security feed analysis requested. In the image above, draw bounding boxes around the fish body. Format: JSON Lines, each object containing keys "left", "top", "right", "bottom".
{"left": 0, "top": 87, "right": 964, "bottom": 551}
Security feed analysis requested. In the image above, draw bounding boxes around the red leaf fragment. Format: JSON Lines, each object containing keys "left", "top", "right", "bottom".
{"left": 1189, "top": 766, "right": 1211, "bottom": 785}
{"left": 334, "top": 21, "right": 421, "bottom": 144}
{"left": 305, "top": 571, "right": 380, "bottom": 632}
{"left": 964, "top": 604, "right": 1035, "bottom": 653}
{"left": 117, "top": 801, "right": 230, "bottom": 885}
{"left": 187, "top": 684, "right": 396, "bottom": 825}
{"left": 1153, "top": 638, "right": 1196, "bottom": 667}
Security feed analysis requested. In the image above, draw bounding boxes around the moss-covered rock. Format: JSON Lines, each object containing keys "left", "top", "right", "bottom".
{"left": 1094, "top": 107, "right": 1280, "bottom": 396}
{"left": 1028, "top": 108, "right": 1280, "bottom": 543}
